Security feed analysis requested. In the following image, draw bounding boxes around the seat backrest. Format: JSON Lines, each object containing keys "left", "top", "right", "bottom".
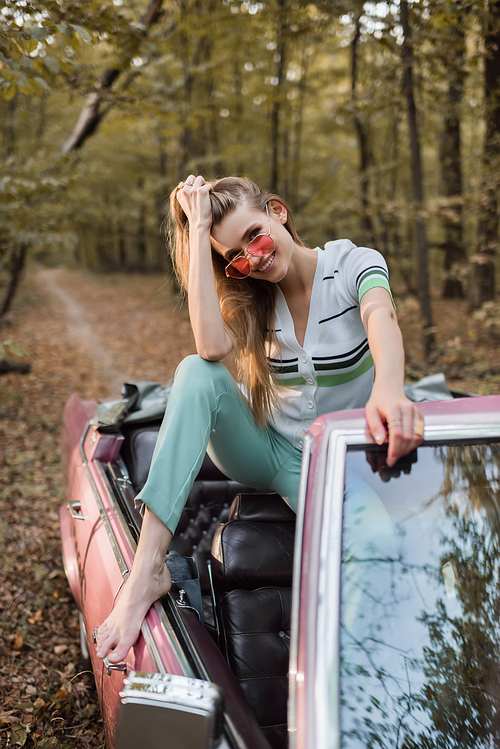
{"left": 119, "top": 424, "right": 262, "bottom": 595}
{"left": 210, "top": 493, "right": 295, "bottom": 749}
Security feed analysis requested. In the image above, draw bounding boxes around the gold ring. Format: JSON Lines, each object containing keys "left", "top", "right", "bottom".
{"left": 413, "top": 419, "right": 424, "bottom": 437}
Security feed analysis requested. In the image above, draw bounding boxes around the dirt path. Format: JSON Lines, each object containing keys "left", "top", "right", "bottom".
{"left": 0, "top": 268, "right": 195, "bottom": 749}
{"left": 37, "top": 270, "right": 128, "bottom": 395}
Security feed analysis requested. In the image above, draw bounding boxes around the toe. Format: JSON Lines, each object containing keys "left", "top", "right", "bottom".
{"left": 96, "top": 628, "right": 115, "bottom": 658}
{"left": 107, "top": 644, "right": 130, "bottom": 663}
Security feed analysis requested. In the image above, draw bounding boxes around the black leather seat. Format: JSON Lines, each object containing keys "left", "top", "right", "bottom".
{"left": 210, "top": 493, "right": 296, "bottom": 749}
{"left": 119, "top": 423, "right": 262, "bottom": 637}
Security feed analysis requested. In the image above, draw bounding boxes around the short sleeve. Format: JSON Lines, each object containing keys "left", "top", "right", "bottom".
{"left": 332, "top": 243, "right": 395, "bottom": 309}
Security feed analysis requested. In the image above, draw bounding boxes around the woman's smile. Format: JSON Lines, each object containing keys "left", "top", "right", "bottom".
{"left": 255, "top": 250, "right": 276, "bottom": 274}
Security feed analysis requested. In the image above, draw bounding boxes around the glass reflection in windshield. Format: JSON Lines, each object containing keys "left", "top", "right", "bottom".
{"left": 341, "top": 442, "right": 500, "bottom": 748}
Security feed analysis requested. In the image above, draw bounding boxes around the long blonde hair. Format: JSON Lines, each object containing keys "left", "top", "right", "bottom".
{"left": 169, "top": 176, "right": 304, "bottom": 426}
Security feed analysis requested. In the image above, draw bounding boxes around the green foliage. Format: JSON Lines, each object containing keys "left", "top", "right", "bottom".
{"left": 0, "top": 20, "right": 92, "bottom": 100}
{"left": 0, "top": 0, "right": 498, "bottom": 299}
{"left": 0, "top": 340, "right": 28, "bottom": 360}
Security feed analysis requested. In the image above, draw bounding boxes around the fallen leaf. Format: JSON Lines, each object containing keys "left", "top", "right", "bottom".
{"left": 10, "top": 722, "right": 29, "bottom": 746}
{"left": 13, "top": 632, "right": 23, "bottom": 650}
{"left": 54, "top": 685, "right": 69, "bottom": 701}
{"left": 54, "top": 645, "right": 67, "bottom": 655}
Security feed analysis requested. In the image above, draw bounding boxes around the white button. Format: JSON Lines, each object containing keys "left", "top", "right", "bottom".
{"left": 307, "top": 401, "right": 314, "bottom": 409}
{"left": 301, "top": 355, "right": 307, "bottom": 363}
{"left": 306, "top": 378, "right": 314, "bottom": 385}
{"left": 298, "top": 440, "right": 304, "bottom": 448}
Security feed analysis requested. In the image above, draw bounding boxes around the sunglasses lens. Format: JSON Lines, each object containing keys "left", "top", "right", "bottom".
{"left": 226, "top": 257, "right": 250, "bottom": 278}
{"left": 247, "top": 234, "right": 275, "bottom": 256}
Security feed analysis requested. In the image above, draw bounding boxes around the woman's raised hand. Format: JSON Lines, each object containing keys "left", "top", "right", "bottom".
{"left": 365, "top": 385, "right": 424, "bottom": 468}
{"left": 177, "top": 174, "right": 234, "bottom": 360}
{"left": 176, "top": 174, "right": 213, "bottom": 230}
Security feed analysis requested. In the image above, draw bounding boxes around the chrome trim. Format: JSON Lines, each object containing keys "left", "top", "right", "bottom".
{"left": 151, "top": 600, "right": 193, "bottom": 676}
{"left": 175, "top": 589, "right": 201, "bottom": 620}
{"left": 116, "top": 454, "right": 131, "bottom": 481}
{"left": 207, "top": 560, "right": 220, "bottom": 647}
{"left": 119, "top": 670, "right": 222, "bottom": 710}
{"left": 104, "top": 656, "right": 127, "bottom": 676}
{"left": 288, "top": 434, "right": 312, "bottom": 746}
{"left": 67, "top": 500, "right": 88, "bottom": 520}
{"left": 117, "top": 672, "right": 224, "bottom": 749}
{"left": 315, "top": 432, "right": 346, "bottom": 749}
{"left": 95, "top": 461, "right": 138, "bottom": 553}
{"left": 79, "top": 424, "right": 130, "bottom": 579}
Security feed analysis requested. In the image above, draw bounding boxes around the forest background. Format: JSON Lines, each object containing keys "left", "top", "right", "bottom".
{"left": 2, "top": 0, "right": 500, "bottom": 364}
{"left": 2, "top": 1, "right": 500, "bottom": 747}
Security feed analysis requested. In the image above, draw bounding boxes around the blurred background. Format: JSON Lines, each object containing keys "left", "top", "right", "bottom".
{"left": 2, "top": 0, "right": 500, "bottom": 359}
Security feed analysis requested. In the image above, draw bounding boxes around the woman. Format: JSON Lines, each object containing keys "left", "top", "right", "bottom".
{"left": 96, "top": 174, "right": 424, "bottom": 663}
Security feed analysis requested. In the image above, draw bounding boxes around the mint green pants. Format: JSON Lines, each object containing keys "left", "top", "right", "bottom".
{"left": 135, "top": 355, "right": 302, "bottom": 534}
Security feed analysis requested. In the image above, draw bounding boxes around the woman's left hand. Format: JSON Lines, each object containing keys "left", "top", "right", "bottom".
{"left": 365, "top": 384, "right": 424, "bottom": 467}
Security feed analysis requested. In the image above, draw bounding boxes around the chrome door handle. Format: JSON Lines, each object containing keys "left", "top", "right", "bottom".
{"left": 67, "top": 500, "right": 87, "bottom": 520}
{"left": 104, "top": 657, "right": 127, "bottom": 676}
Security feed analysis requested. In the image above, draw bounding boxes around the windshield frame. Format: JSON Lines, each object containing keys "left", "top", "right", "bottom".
{"left": 289, "top": 416, "right": 500, "bottom": 749}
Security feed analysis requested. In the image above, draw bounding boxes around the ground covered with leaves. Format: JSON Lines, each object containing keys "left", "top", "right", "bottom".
{"left": 0, "top": 268, "right": 499, "bottom": 749}
{"left": 0, "top": 269, "right": 195, "bottom": 749}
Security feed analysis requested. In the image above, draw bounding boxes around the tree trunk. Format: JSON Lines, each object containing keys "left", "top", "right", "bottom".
{"left": 440, "top": 18, "right": 466, "bottom": 299}
{"left": 1, "top": 243, "right": 28, "bottom": 318}
{"left": 137, "top": 176, "right": 148, "bottom": 269}
{"left": 378, "top": 112, "right": 401, "bottom": 267}
{"left": 289, "top": 48, "right": 309, "bottom": 212}
{"left": 233, "top": 61, "right": 245, "bottom": 176}
{"left": 0, "top": 361, "right": 30, "bottom": 375}
{"left": 118, "top": 233, "right": 127, "bottom": 267}
{"left": 470, "top": 0, "right": 500, "bottom": 308}
{"left": 61, "top": 0, "right": 164, "bottom": 154}
{"left": 351, "top": 16, "right": 376, "bottom": 248}
{"left": 177, "top": 0, "right": 194, "bottom": 180}
{"left": 270, "top": 0, "right": 287, "bottom": 194}
{"left": 400, "top": 0, "right": 436, "bottom": 360}
{"left": 6, "top": 98, "right": 16, "bottom": 158}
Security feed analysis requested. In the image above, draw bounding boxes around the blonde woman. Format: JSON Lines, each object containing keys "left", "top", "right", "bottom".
{"left": 96, "top": 175, "right": 424, "bottom": 663}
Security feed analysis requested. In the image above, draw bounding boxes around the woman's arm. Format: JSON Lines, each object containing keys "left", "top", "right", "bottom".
{"left": 360, "top": 286, "right": 424, "bottom": 467}
{"left": 177, "top": 176, "right": 233, "bottom": 361}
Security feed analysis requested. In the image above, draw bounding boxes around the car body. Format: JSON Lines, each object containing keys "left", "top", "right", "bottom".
{"left": 60, "top": 390, "right": 500, "bottom": 749}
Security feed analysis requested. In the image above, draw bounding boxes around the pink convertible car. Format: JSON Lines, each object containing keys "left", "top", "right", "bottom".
{"left": 60, "top": 382, "right": 500, "bottom": 749}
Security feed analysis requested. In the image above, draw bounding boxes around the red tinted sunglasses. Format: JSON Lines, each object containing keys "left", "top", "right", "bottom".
{"left": 224, "top": 204, "right": 275, "bottom": 279}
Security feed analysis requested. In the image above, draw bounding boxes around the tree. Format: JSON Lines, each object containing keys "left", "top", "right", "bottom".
{"left": 400, "top": 0, "right": 436, "bottom": 359}
{"left": 349, "top": 10, "right": 376, "bottom": 248}
{"left": 437, "top": 1, "right": 468, "bottom": 299}
{"left": 470, "top": 0, "right": 500, "bottom": 309}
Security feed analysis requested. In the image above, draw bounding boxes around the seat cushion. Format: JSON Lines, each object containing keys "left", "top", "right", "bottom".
{"left": 211, "top": 509, "right": 295, "bottom": 592}
{"left": 220, "top": 587, "right": 291, "bottom": 749}
{"left": 210, "top": 493, "right": 296, "bottom": 749}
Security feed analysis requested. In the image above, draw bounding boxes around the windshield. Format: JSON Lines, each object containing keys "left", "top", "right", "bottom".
{"left": 340, "top": 442, "right": 500, "bottom": 748}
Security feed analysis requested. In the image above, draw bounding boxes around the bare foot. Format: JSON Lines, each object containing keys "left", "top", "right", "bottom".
{"left": 96, "top": 557, "right": 172, "bottom": 662}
